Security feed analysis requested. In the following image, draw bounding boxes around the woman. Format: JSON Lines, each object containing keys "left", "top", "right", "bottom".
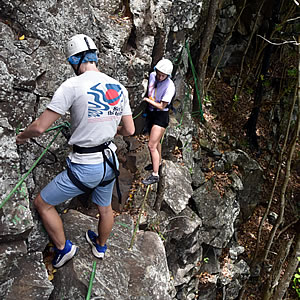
{"left": 142, "top": 58, "right": 175, "bottom": 185}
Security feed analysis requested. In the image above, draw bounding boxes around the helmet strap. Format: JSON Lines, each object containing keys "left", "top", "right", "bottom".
{"left": 74, "top": 38, "right": 95, "bottom": 75}
{"left": 84, "top": 36, "right": 91, "bottom": 50}
{"left": 75, "top": 51, "right": 87, "bottom": 75}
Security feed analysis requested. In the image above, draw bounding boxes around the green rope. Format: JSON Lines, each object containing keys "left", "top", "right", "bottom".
{"left": 129, "top": 185, "right": 151, "bottom": 250}
{"left": 132, "top": 109, "right": 144, "bottom": 120}
{"left": 45, "top": 121, "right": 70, "bottom": 132}
{"left": 0, "top": 124, "right": 69, "bottom": 210}
{"left": 86, "top": 261, "right": 97, "bottom": 300}
{"left": 172, "top": 44, "right": 184, "bottom": 67}
{"left": 185, "top": 41, "right": 204, "bottom": 122}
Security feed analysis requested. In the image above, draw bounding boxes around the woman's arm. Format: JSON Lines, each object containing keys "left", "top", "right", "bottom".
{"left": 144, "top": 97, "right": 168, "bottom": 111}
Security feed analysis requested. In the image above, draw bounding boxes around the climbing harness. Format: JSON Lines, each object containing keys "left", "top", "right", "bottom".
{"left": 67, "top": 141, "right": 122, "bottom": 203}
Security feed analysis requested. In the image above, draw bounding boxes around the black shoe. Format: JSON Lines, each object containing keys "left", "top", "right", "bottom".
{"left": 142, "top": 174, "right": 159, "bottom": 185}
{"left": 144, "top": 164, "right": 153, "bottom": 171}
{"left": 144, "top": 164, "right": 162, "bottom": 171}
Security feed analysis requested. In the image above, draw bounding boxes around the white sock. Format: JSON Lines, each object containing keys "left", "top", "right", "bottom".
{"left": 152, "top": 172, "right": 159, "bottom": 177}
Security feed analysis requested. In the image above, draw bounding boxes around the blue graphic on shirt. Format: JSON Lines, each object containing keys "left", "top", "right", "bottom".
{"left": 87, "top": 82, "right": 124, "bottom": 118}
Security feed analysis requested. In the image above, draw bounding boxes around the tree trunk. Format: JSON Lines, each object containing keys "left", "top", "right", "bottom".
{"left": 262, "top": 34, "right": 300, "bottom": 263}
{"left": 207, "top": 0, "right": 248, "bottom": 93}
{"left": 273, "top": 230, "right": 300, "bottom": 299}
{"left": 240, "top": 34, "right": 300, "bottom": 300}
{"left": 262, "top": 237, "right": 294, "bottom": 300}
{"left": 193, "top": 0, "right": 223, "bottom": 114}
{"left": 244, "top": 0, "right": 282, "bottom": 151}
{"left": 234, "top": 0, "right": 265, "bottom": 98}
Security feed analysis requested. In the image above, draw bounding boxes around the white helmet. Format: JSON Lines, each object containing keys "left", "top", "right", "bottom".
{"left": 66, "top": 34, "right": 98, "bottom": 58}
{"left": 155, "top": 59, "right": 173, "bottom": 76}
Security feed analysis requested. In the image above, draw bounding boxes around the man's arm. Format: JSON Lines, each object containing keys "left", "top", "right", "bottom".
{"left": 117, "top": 115, "right": 135, "bottom": 136}
{"left": 16, "top": 109, "right": 61, "bottom": 144}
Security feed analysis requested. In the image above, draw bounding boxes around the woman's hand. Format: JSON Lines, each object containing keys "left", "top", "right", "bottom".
{"left": 143, "top": 97, "right": 168, "bottom": 111}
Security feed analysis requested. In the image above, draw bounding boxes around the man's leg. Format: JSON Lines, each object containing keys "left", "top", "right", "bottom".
{"left": 85, "top": 158, "right": 117, "bottom": 258}
{"left": 96, "top": 204, "right": 114, "bottom": 246}
{"left": 34, "top": 194, "right": 66, "bottom": 250}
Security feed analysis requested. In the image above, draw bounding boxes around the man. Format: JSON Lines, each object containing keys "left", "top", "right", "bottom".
{"left": 16, "top": 34, "right": 135, "bottom": 268}
{"left": 142, "top": 58, "right": 175, "bottom": 185}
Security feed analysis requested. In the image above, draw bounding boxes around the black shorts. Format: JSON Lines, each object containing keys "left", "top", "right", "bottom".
{"left": 146, "top": 110, "right": 169, "bottom": 130}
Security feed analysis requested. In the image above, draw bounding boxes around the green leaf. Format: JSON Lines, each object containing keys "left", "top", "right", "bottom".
{"left": 16, "top": 123, "right": 21, "bottom": 134}
{"left": 287, "top": 68, "right": 297, "bottom": 77}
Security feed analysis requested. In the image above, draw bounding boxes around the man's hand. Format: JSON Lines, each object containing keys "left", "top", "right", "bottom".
{"left": 16, "top": 134, "right": 29, "bottom": 145}
{"left": 15, "top": 109, "right": 61, "bottom": 145}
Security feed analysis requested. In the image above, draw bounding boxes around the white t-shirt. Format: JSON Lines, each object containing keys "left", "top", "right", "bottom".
{"left": 47, "top": 71, "right": 132, "bottom": 164}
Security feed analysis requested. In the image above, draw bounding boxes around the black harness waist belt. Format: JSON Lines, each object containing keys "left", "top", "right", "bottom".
{"left": 73, "top": 142, "right": 111, "bottom": 154}
{"left": 67, "top": 141, "right": 122, "bottom": 203}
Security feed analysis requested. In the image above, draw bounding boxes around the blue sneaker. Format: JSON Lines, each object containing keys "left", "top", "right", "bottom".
{"left": 86, "top": 230, "right": 107, "bottom": 259}
{"left": 52, "top": 240, "right": 78, "bottom": 268}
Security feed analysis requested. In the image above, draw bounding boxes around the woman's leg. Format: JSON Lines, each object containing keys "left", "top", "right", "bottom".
{"left": 157, "top": 139, "right": 162, "bottom": 167}
{"left": 148, "top": 125, "right": 165, "bottom": 175}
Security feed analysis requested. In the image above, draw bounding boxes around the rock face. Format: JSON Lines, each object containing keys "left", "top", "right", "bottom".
{"left": 50, "top": 210, "right": 172, "bottom": 300}
{"left": 0, "top": 0, "right": 264, "bottom": 299}
{"left": 0, "top": 241, "right": 53, "bottom": 300}
{"left": 158, "top": 160, "right": 193, "bottom": 214}
{"left": 193, "top": 182, "right": 240, "bottom": 248}
{"left": 220, "top": 149, "right": 264, "bottom": 221}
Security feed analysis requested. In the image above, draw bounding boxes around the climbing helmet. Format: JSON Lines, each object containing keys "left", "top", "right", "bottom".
{"left": 155, "top": 59, "right": 173, "bottom": 76}
{"left": 66, "top": 34, "right": 98, "bottom": 59}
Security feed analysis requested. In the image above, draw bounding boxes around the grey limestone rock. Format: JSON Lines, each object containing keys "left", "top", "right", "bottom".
{"left": 50, "top": 210, "right": 172, "bottom": 300}
{"left": 0, "top": 250, "right": 53, "bottom": 300}
{"left": 158, "top": 160, "right": 193, "bottom": 214}
{"left": 193, "top": 182, "right": 240, "bottom": 248}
